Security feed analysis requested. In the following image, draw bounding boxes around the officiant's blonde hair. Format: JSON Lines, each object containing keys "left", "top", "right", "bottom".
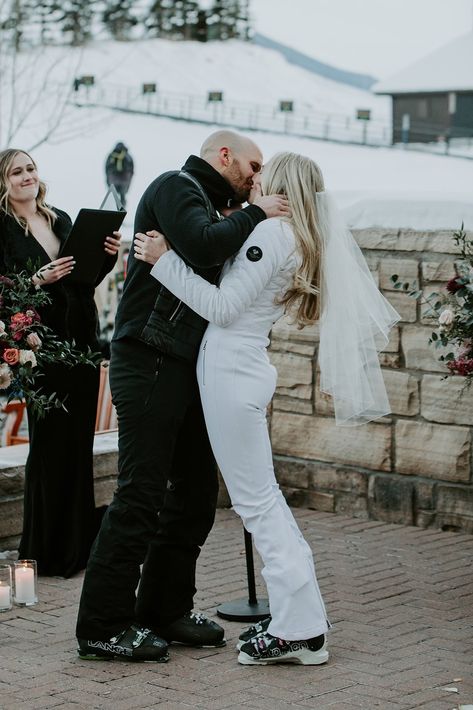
{"left": 0, "top": 149, "right": 56, "bottom": 232}
{"left": 262, "top": 152, "right": 325, "bottom": 327}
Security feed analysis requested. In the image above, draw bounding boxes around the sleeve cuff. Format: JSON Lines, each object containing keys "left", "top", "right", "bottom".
{"left": 150, "top": 250, "right": 174, "bottom": 281}
{"left": 244, "top": 204, "right": 266, "bottom": 223}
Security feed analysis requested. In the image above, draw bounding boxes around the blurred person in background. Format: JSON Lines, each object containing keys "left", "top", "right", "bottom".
{"left": 105, "top": 142, "right": 134, "bottom": 208}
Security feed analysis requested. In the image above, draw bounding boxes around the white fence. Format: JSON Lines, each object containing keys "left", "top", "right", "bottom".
{"left": 72, "top": 83, "right": 392, "bottom": 147}
{"left": 72, "top": 83, "right": 473, "bottom": 159}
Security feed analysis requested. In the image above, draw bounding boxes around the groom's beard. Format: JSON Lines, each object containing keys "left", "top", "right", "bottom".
{"left": 225, "top": 161, "right": 253, "bottom": 203}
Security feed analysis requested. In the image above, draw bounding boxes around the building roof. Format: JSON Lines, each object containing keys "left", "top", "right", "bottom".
{"left": 374, "top": 32, "right": 473, "bottom": 95}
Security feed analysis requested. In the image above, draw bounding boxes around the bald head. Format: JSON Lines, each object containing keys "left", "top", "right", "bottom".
{"left": 200, "top": 130, "right": 263, "bottom": 202}
{"left": 200, "top": 130, "right": 260, "bottom": 162}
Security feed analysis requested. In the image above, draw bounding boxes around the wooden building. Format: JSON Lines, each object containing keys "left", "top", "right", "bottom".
{"left": 374, "top": 32, "right": 473, "bottom": 144}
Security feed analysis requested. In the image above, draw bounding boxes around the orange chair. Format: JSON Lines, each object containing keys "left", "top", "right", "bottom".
{"left": 1, "top": 400, "right": 29, "bottom": 446}
{"left": 95, "top": 362, "right": 118, "bottom": 433}
{"left": 1, "top": 362, "right": 117, "bottom": 445}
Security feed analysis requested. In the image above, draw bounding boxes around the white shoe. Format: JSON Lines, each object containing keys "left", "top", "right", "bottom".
{"left": 238, "top": 632, "right": 329, "bottom": 666}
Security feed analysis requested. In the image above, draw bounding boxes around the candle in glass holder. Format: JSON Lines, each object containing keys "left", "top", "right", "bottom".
{"left": 0, "top": 564, "right": 13, "bottom": 611}
{"left": 14, "top": 560, "right": 37, "bottom": 605}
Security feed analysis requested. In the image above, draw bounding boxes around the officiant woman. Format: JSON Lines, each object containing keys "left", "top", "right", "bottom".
{"left": 0, "top": 148, "right": 121, "bottom": 577}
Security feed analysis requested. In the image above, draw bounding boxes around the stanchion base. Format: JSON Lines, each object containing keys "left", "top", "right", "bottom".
{"left": 216, "top": 598, "right": 270, "bottom": 622}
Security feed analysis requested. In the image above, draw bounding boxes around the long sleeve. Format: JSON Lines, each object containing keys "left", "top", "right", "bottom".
{"left": 151, "top": 174, "right": 266, "bottom": 269}
{"left": 151, "top": 219, "right": 295, "bottom": 327}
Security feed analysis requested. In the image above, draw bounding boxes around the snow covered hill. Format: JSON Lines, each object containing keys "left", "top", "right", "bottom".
{"left": 4, "top": 37, "right": 472, "bottom": 231}
{"left": 47, "top": 38, "right": 390, "bottom": 119}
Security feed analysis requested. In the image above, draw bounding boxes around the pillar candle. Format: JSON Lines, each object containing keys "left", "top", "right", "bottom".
{"left": 15, "top": 566, "right": 35, "bottom": 604}
{"left": 0, "top": 582, "right": 10, "bottom": 608}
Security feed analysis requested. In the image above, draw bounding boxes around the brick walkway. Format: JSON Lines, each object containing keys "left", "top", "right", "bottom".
{"left": 1, "top": 508, "right": 472, "bottom": 710}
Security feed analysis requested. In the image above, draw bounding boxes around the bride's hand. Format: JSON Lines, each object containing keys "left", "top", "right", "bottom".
{"left": 134, "top": 230, "right": 170, "bottom": 265}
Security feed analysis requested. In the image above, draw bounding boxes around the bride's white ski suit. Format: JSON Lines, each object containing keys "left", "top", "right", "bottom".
{"left": 151, "top": 217, "right": 329, "bottom": 640}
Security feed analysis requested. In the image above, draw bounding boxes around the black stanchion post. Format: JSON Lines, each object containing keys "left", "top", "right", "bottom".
{"left": 217, "top": 527, "right": 269, "bottom": 622}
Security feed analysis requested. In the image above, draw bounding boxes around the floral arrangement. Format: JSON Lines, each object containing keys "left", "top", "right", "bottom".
{"left": 0, "top": 267, "right": 99, "bottom": 417}
{"left": 392, "top": 224, "right": 473, "bottom": 382}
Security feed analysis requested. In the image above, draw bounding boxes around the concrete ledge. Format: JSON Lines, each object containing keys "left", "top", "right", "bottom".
{"left": 0, "top": 432, "right": 119, "bottom": 549}
{"left": 0, "top": 431, "right": 231, "bottom": 550}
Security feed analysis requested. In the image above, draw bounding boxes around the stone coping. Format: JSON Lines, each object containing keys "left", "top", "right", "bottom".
{"left": 0, "top": 431, "right": 118, "bottom": 471}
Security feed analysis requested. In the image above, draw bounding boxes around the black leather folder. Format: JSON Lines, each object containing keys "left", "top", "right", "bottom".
{"left": 59, "top": 208, "right": 126, "bottom": 285}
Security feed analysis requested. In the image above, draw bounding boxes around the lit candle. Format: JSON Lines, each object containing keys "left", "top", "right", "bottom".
{"left": 0, "top": 582, "right": 11, "bottom": 609}
{"left": 15, "top": 565, "right": 35, "bottom": 604}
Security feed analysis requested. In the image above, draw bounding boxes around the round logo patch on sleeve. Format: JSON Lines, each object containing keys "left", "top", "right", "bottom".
{"left": 246, "top": 246, "right": 263, "bottom": 262}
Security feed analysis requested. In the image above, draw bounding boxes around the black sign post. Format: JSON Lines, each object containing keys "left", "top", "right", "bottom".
{"left": 208, "top": 91, "right": 223, "bottom": 123}
{"left": 142, "top": 83, "right": 157, "bottom": 94}
{"left": 279, "top": 101, "right": 294, "bottom": 133}
{"left": 279, "top": 100, "right": 293, "bottom": 112}
{"left": 356, "top": 108, "right": 371, "bottom": 144}
{"left": 143, "top": 83, "right": 157, "bottom": 112}
{"left": 208, "top": 91, "right": 223, "bottom": 103}
{"left": 216, "top": 528, "right": 269, "bottom": 622}
{"left": 80, "top": 75, "right": 95, "bottom": 99}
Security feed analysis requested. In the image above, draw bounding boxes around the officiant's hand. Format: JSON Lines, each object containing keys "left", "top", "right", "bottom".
{"left": 134, "top": 230, "right": 170, "bottom": 265}
{"left": 31, "top": 256, "right": 75, "bottom": 287}
{"left": 104, "top": 231, "right": 121, "bottom": 256}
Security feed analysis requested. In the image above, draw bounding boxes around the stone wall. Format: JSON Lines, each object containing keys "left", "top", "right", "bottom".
{"left": 1, "top": 227, "right": 472, "bottom": 546}
{"left": 269, "top": 227, "right": 473, "bottom": 533}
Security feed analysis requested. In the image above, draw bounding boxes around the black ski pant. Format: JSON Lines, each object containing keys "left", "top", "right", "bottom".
{"left": 76, "top": 337, "right": 218, "bottom": 640}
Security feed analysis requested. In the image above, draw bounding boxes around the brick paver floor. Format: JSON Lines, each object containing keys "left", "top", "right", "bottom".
{"left": 1, "top": 508, "right": 472, "bottom": 710}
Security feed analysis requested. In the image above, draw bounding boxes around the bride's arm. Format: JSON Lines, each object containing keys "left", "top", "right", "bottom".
{"left": 140, "top": 221, "right": 293, "bottom": 327}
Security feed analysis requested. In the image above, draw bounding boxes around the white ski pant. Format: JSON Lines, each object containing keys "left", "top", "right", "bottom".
{"left": 197, "top": 330, "right": 329, "bottom": 640}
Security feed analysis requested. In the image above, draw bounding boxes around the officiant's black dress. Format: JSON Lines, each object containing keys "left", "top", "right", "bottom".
{"left": 0, "top": 209, "right": 117, "bottom": 577}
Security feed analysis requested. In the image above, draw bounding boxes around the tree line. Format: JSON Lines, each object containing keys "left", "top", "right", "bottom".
{"left": 1, "top": 0, "right": 252, "bottom": 49}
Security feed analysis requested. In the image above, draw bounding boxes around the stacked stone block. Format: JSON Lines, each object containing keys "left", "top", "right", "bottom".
{"left": 269, "top": 227, "right": 473, "bottom": 533}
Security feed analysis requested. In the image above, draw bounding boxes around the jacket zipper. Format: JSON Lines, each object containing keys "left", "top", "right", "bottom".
{"left": 202, "top": 341, "right": 207, "bottom": 386}
{"left": 169, "top": 300, "right": 182, "bottom": 321}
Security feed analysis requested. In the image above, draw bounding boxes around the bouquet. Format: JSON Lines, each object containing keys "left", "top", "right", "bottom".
{"left": 392, "top": 224, "right": 473, "bottom": 382}
{"left": 0, "top": 266, "right": 100, "bottom": 417}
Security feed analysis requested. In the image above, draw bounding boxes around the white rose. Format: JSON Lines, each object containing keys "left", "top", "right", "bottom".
{"left": 0, "top": 320, "right": 6, "bottom": 337}
{"left": 26, "top": 333, "right": 42, "bottom": 351}
{"left": 19, "top": 350, "right": 37, "bottom": 368}
{"left": 438, "top": 309, "right": 454, "bottom": 326}
{"left": 0, "top": 363, "right": 12, "bottom": 389}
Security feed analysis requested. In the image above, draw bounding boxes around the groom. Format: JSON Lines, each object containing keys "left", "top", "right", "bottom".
{"left": 76, "top": 130, "right": 289, "bottom": 662}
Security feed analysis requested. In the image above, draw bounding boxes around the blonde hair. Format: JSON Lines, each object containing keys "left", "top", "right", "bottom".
{"left": 261, "top": 152, "right": 325, "bottom": 328}
{"left": 0, "top": 149, "right": 56, "bottom": 232}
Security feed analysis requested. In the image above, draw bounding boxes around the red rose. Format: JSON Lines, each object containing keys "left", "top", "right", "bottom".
{"left": 9, "top": 312, "right": 34, "bottom": 341}
{"left": 447, "top": 358, "right": 473, "bottom": 376}
{"left": 3, "top": 348, "right": 20, "bottom": 365}
{"left": 25, "top": 307, "right": 41, "bottom": 323}
{"left": 446, "top": 277, "right": 462, "bottom": 294}
{"left": 11, "top": 312, "right": 33, "bottom": 328}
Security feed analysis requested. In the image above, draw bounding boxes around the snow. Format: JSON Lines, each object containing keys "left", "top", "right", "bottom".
{"left": 374, "top": 32, "right": 473, "bottom": 94}
{"left": 63, "top": 38, "right": 390, "bottom": 117}
{"left": 30, "top": 109, "right": 473, "bottom": 236}
{"left": 343, "top": 195, "right": 473, "bottom": 230}
{"left": 4, "top": 37, "right": 473, "bottom": 233}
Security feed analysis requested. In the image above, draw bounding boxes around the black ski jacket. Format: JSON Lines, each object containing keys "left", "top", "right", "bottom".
{"left": 113, "top": 155, "right": 266, "bottom": 362}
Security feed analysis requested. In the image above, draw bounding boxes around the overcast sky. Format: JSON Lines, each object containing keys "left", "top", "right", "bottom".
{"left": 250, "top": 0, "right": 473, "bottom": 79}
